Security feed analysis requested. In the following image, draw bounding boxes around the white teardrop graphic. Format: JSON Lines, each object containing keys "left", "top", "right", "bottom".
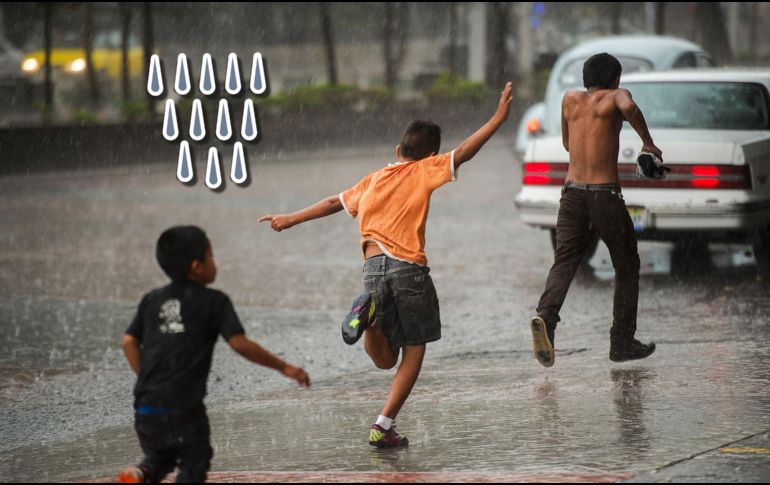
{"left": 177, "top": 141, "right": 193, "bottom": 183}
{"left": 200, "top": 53, "right": 216, "bottom": 96}
{"left": 175, "top": 53, "right": 191, "bottom": 96}
{"left": 162, "top": 99, "right": 179, "bottom": 141}
{"left": 250, "top": 52, "right": 267, "bottom": 95}
{"left": 225, "top": 53, "right": 242, "bottom": 95}
{"left": 190, "top": 99, "right": 206, "bottom": 142}
{"left": 147, "top": 54, "right": 164, "bottom": 97}
{"left": 206, "top": 147, "right": 222, "bottom": 190}
{"left": 241, "top": 99, "right": 258, "bottom": 141}
{"left": 216, "top": 99, "right": 232, "bottom": 141}
{"left": 231, "top": 142, "right": 247, "bottom": 185}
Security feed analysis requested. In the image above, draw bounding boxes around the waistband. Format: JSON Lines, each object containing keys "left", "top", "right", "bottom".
{"left": 364, "top": 254, "right": 425, "bottom": 272}
{"left": 564, "top": 180, "right": 622, "bottom": 192}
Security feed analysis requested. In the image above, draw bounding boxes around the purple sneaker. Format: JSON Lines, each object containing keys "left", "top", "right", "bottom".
{"left": 369, "top": 424, "right": 409, "bottom": 448}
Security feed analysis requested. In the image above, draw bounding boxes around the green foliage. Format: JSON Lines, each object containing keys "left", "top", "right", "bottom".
{"left": 423, "top": 71, "right": 492, "bottom": 104}
{"left": 120, "top": 101, "right": 149, "bottom": 122}
{"left": 71, "top": 108, "right": 99, "bottom": 125}
{"left": 256, "top": 84, "right": 393, "bottom": 113}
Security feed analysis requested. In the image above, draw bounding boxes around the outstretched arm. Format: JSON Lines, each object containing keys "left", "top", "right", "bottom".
{"left": 228, "top": 334, "right": 310, "bottom": 387}
{"left": 453, "top": 82, "right": 514, "bottom": 169}
{"left": 122, "top": 334, "right": 141, "bottom": 375}
{"left": 259, "top": 195, "right": 342, "bottom": 232}
{"left": 615, "top": 89, "right": 662, "bottom": 160}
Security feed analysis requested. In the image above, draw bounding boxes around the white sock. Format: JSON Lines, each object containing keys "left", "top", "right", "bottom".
{"left": 375, "top": 415, "right": 394, "bottom": 430}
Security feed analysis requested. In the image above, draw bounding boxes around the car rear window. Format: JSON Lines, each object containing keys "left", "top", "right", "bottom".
{"left": 625, "top": 82, "right": 770, "bottom": 130}
{"left": 559, "top": 56, "right": 653, "bottom": 87}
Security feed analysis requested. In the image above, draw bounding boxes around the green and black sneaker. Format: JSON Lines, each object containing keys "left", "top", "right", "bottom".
{"left": 342, "top": 292, "right": 375, "bottom": 345}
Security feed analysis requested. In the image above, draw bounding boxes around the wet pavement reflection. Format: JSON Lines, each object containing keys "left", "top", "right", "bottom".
{"left": 1, "top": 143, "right": 769, "bottom": 482}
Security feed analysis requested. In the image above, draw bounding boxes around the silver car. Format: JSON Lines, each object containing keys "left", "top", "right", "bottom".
{"left": 515, "top": 36, "right": 714, "bottom": 155}
{"left": 515, "top": 69, "right": 770, "bottom": 277}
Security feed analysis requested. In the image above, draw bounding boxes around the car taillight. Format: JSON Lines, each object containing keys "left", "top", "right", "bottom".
{"left": 522, "top": 162, "right": 568, "bottom": 186}
{"left": 527, "top": 119, "right": 543, "bottom": 134}
{"left": 618, "top": 164, "right": 752, "bottom": 189}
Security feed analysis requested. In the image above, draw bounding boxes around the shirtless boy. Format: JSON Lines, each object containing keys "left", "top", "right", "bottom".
{"left": 530, "top": 53, "right": 661, "bottom": 367}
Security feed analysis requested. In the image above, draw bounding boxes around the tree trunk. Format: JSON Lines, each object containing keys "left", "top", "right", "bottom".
{"left": 486, "top": 2, "right": 509, "bottom": 89}
{"left": 654, "top": 2, "right": 665, "bottom": 35}
{"left": 82, "top": 2, "right": 100, "bottom": 107}
{"left": 694, "top": 2, "right": 732, "bottom": 64}
{"left": 448, "top": 2, "right": 458, "bottom": 74}
{"left": 748, "top": 2, "right": 759, "bottom": 63}
{"left": 610, "top": 3, "right": 623, "bottom": 35}
{"left": 383, "top": 2, "right": 395, "bottom": 89}
{"left": 43, "top": 2, "right": 53, "bottom": 122}
{"left": 120, "top": 2, "right": 131, "bottom": 109}
{"left": 142, "top": 2, "right": 155, "bottom": 115}
{"left": 319, "top": 2, "right": 338, "bottom": 86}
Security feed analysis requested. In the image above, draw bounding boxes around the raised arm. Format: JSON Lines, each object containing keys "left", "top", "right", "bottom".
{"left": 615, "top": 88, "right": 662, "bottom": 160}
{"left": 259, "top": 194, "right": 342, "bottom": 232}
{"left": 228, "top": 334, "right": 310, "bottom": 387}
{"left": 453, "top": 82, "right": 513, "bottom": 169}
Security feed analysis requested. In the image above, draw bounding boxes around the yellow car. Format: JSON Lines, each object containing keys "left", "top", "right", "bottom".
{"left": 21, "top": 31, "right": 144, "bottom": 80}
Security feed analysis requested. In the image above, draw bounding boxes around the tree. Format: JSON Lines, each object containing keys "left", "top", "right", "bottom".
{"left": 448, "top": 2, "right": 459, "bottom": 74}
{"left": 319, "top": 2, "right": 338, "bottom": 86}
{"left": 142, "top": 2, "right": 155, "bottom": 115}
{"left": 383, "top": 2, "right": 409, "bottom": 90}
{"left": 120, "top": 2, "right": 131, "bottom": 109}
{"left": 43, "top": 2, "right": 53, "bottom": 122}
{"left": 610, "top": 3, "right": 623, "bottom": 35}
{"left": 654, "top": 2, "right": 665, "bottom": 35}
{"left": 486, "top": 2, "right": 509, "bottom": 89}
{"left": 694, "top": 2, "right": 732, "bottom": 64}
{"left": 82, "top": 2, "right": 100, "bottom": 107}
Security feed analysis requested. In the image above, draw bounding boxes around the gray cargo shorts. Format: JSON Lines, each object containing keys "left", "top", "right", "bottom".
{"left": 363, "top": 254, "right": 441, "bottom": 350}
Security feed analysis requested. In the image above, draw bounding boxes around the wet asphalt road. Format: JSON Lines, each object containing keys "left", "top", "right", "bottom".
{"left": 1, "top": 140, "right": 769, "bottom": 482}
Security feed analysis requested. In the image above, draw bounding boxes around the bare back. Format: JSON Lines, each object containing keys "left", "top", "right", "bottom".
{"left": 562, "top": 89, "right": 625, "bottom": 184}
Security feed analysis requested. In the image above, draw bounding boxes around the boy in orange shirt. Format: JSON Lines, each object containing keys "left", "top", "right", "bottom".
{"left": 260, "top": 82, "right": 513, "bottom": 448}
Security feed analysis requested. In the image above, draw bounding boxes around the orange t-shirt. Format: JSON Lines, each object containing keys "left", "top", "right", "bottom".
{"left": 339, "top": 150, "right": 456, "bottom": 266}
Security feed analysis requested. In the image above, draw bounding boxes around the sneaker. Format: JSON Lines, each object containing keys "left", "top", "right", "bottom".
{"left": 530, "top": 316, "right": 555, "bottom": 368}
{"left": 369, "top": 424, "right": 409, "bottom": 448}
{"left": 342, "top": 292, "right": 375, "bottom": 345}
{"left": 610, "top": 339, "right": 656, "bottom": 362}
{"left": 118, "top": 466, "right": 144, "bottom": 483}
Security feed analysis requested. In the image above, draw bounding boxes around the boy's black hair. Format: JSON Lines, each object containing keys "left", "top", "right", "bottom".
{"left": 400, "top": 120, "right": 441, "bottom": 161}
{"left": 156, "top": 226, "right": 210, "bottom": 282}
{"left": 583, "top": 53, "right": 622, "bottom": 89}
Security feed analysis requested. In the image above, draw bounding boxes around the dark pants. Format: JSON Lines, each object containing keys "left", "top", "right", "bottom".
{"left": 536, "top": 184, "right": 640, "bottom": 342}
{"left": 134, "top": 405, "right": 213, "bottom": 483}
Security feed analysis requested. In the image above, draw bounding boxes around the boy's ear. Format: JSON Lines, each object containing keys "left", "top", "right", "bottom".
{"left": 187, "top": 260, "right": 202, "bottom": 278}
{"left": 395, "top": 145, "right": 401, "bottom": 158}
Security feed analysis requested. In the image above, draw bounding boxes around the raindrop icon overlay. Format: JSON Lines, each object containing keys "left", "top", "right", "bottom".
{"left": 190, "top": 99, "right": 206, "bottom": 142}
{"left": 216, "top": 99, "right": 232, "bottom": 141}
{"left": 225, "top": 53, "right": 242, "bottom": 96}
{"left": 250, "top": 53, "right": 267, "bottom": 95}
{"left": 151, "top": 52, "right": 267, "bottom": 189}
{"left": 147, "top": 54, "right": 164, "bottom": 97}
{"left": 175, "top": 53, "right": 191, "bottom": 96}
{"left": 231, "top": 142, "right": 247, "bottom": 185}
{"left": 200, "top": 53, "right": 216, "bottom": 96}
{"left": 241, "top": 99, "right": 258, "bottom": 141}
{"left": 163, "top": 99, "right": 179, "bottom": 141}
{"left": 177, "top": 141, "right": 193, "bottom": 183}
{"left": 206, "top": 147, "right": 222, "bottom": 190}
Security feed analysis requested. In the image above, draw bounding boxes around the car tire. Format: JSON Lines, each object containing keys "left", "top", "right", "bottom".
{"left": 752, "top": 228, "right": 770, "bottom": 279}
{"left": 549, "top": 229, "right": 599, "bottom": 281}
{"left": 671, "top": 239, "right": 712, "bottom": 279}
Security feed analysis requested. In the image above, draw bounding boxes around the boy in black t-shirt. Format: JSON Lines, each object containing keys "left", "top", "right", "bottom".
{"left": 119, "top": 226, "right": 310, "bottom": 483}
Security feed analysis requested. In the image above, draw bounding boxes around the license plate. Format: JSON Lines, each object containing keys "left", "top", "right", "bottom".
{"left": 628, "top": 206, "right": 646, "bottom": 233}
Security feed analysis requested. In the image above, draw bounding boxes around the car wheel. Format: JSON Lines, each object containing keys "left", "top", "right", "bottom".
{"left": 549, "top": 229, "right": 600, "bottom": 281}
{"left": 671, "top": 239, "right": 712, "bottom": 279}
{"left": 752, "top": 228, "right": 770, "bottom": 279}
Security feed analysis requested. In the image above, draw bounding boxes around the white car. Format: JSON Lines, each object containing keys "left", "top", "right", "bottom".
{"left": 515, "top": 36, "right": 714, "bottom": 155}
{"left": 514, "top": 69, "right": 770, "bottom": 276}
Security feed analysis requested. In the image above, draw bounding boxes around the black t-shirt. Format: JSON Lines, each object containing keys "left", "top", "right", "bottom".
{"left": 126, "top": 281, "right": 245, "bottom": 410}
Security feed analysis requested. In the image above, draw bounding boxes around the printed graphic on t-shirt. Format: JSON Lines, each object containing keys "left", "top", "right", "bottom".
{"left": 159, "top": 299, "right": 186, "bottom": 334}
